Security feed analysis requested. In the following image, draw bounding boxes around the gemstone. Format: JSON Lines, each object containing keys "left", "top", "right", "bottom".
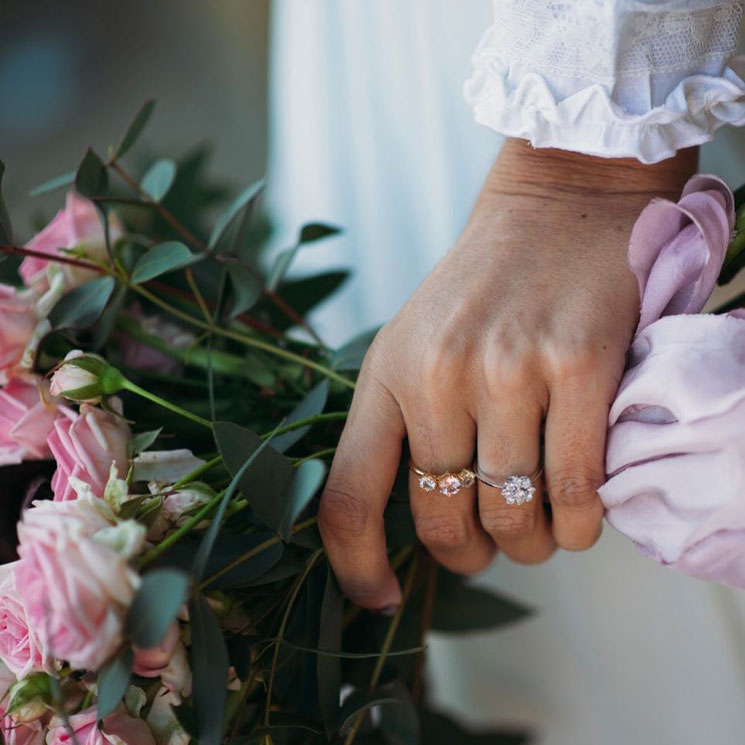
{"left": 438, "top": 473, "right": 462, "bottom": 497}
{"left": 459, "top": 469, "right": 475, "bottom": 488}
{"left": 418, "top": 474, "right": 437, "bottom": 492}
{"left": 501, "top": 475, "right": 536, "bottom": 505}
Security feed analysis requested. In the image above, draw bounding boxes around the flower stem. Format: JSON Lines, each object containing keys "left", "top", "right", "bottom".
{"left": 259, "top": 412, "right": 347, "bottom": 440}
{"left": 120, "top": 378, "right": 213, "bottom": 429}
{"left": 171, "top": 455, "right": 224, "bottom": 490}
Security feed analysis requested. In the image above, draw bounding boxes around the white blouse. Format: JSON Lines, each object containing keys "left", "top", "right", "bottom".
{"left": 465, "top": 0, "right": 745, "bottom": 163}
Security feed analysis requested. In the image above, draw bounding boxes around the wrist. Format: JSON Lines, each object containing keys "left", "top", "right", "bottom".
{"left": 486, "top": 138, "right": 699, "bottom": 201}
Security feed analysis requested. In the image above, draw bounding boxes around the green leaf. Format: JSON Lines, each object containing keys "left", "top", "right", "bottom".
{"left": 29, "top": 170, "right": 76, "bottom": 198}
{"left": 337, "top": 690, "right": 400, "bottom": 736}
{"left": 379, "top": 681, "right": 419, "bottom": 745}
{"left": 129, "top": 428, "right": 162, "bottom": 457}
{"left": 299, "top": 222, "right": 341, "bottom": 244}
{"left": 213, "top": 421, "right": 295, "bottom": 533}
{"left": 130, "top": 241, "right": 195, "bottom": 284}
{"left": 49, "top": 275, "right": 116, "bottom": 329}
{"left": 189, "top": 594, "right": 230, "bottom": 745}
{"left": 172, "top": 703, "right": 199, "bottom": 738}
{"left": 97, "top": 647, "right": 134, "bottom": 719}
{"left": 124, "top": 568, "right": 189, "bottom": 648}
{"left": 318, "top": 565, "right": 343, "bottom": 736}
{"left": 207, "top": 180, "right": 264, "bottom": 251}
{"left": 227, "top": 263, "right": 262, "bottom": 318}
{"left": 272, "top": 380, "right": 329, "bottom": 453}
{"left": 279, "top": 459, "right": 326, "bottom": 541}
{"left": 719, "top": 228, "right": 745, "bottom": 285}
{"left": 194, "top": 423, "right": 285, "bottom": 582}
{"left": 266, "top": 247, "right": 298, "bottom": 292}
{"left": 0, "top": 160, "right": 12, "bottom": 244}
{"left": 75, "top": 148, "right": 108, "bottom": 198}
{"left": 141, "top": 158, "right": 176, "bottom": 202}
{"left": 430, "top": 571, "right": 531, "bottom": 634}
{"left": 115, "top": 99, "right": 156, "bottom": 159}
{"left": 419, "top": 708, "right": 529, "bottom": 744}
{"left": 91, "top": 282, "right": 127, "bottom": 350}
{"left": 332, "top": 327, "right": 379, "bottom": 371}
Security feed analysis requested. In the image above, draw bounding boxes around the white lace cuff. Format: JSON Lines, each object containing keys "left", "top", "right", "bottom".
{"left": 465, "top": 1, "right": 745, "bottom": 164}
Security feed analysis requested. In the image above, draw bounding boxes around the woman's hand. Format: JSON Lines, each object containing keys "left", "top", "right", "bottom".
{"left": 318, "top": 138, "right": 699, "bottom": 611}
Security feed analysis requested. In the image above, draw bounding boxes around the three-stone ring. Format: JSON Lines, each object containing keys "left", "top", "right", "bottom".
{"left": 472, "top": 460, "right": 543, "bottom": 505}
{"left": 408, "top": 458, "right": 476, "bottom": 497}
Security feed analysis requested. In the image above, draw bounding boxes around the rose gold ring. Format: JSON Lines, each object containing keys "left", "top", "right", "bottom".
{"left": 408, "top": 457, "right": 476, "bottom": 497}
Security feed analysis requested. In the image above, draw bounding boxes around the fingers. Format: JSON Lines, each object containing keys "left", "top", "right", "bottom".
{"left": 318, "top": 378, "right": 405, "bottom": 610}
{"left": 544, "top": 376, "right": 609, "bottom": 550}
{"left": 476, "top": 399, "right": 556, "bottom": 563}
{"left": 408, "top": 409, "right": 496, "bottom": 575}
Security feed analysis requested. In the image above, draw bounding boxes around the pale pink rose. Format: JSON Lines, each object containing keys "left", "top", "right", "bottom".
{"left": 21, "top": 193, "right": 121, "bottom": 291}
{"left": 0, "top": 287, "right": 38, "bottom": 383}
{"left": 0, "top": 377, "right": 59, "bottom": 466}
{"left": 48, "top": 402, "right": 130, "bottom": 501}
{"left": 15, "top": 495, "right": 144, "bottom": 671}
{"left": 47, "top": 708, "right": 155, "bottom": 745}
{"left": 0, "top": 715, "right": 44, "bottom": 745}
{"left": 162, "top": 486, "right": 212, "bottom": 525}
{"left": 120, "top": 308, "right": 195, "bottom": 376}
{"left": 0, "top": 563, "right": 47, "bottom": 678}
{"left": 49, "top": 351, "right": 101, "bottom": 403}
{"left": 132, "top": 622, "right": 180, "bottom": 678}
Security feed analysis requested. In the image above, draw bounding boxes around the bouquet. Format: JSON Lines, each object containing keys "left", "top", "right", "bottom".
{"left": 0, "top": 103, "right": 530, "bottom": 745}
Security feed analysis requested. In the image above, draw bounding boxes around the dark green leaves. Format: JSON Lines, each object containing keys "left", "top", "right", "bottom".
{"left": 49, "top": 276, "right": 116, "bottom": 329}
{"left": 29, "top": 170, "right": 76, "bottom": 197}
{"left": 75, "top": 148, "right": 108, "bottom": 198}
{"left": 299, "top": 222, "right": 341, "bottom": 244}
{"left": 124, "top": 568, "right": 189, "bottom": 647}
{"left": 141, "top": 159, "right": 176, "bottom": 202}
{"left": 115, "top": 99, "right": 156, "bottom": 159}
{"left": 97, "top": 647, "right": 134, "bottom": 718}
{"left": 317, "top": 566, "right": 343, "bottom": 735}
{"left": 0, "top": 160, "right": 12, "bottom": 244}
{"left": 227, "top": 263, "right": 261, "bottom": 318}
{"left": 208, "top": 180, "right": 264, "bottom": 251}
{"left": 272, "top": 380, "right": 329, "bottom": 453}
{"left": 130, "top": 241, "right": 195, "bottom": 284}
{"left": 189, "top": 594, "right": 230, "bottom": 745}
{"left": 279, "top": 459, "right": 326, "bottom": 541}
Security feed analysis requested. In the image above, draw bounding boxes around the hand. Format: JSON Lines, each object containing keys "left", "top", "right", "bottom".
{"left": 318, "top": 138, "right": 699, "bottom": 610}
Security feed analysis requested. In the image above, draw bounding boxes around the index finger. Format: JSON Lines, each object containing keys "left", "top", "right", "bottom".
{"left": 318, "top": 377, "right": 405, "bottom": 611}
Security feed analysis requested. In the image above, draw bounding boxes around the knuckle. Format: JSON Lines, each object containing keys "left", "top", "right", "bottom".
{"left": 419, "top": 339, "right": 462, "bottom": 398}
{"left": 480, "top": 506, "right": 536, "bottom": 539}
{"left": 547, "top": 468, "right": 603, "bottom": 509}
{"left": 319, "top": 485, "right": 372, "bottom": 540}
{"left": 547, "top": 343, "right": 598, "bottom": 383}
{"left": 416, "top": 514, "right": 470, "bottom": 551}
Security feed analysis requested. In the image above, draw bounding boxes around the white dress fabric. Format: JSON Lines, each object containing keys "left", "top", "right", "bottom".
{"left": 466, "top": 0, "right": 745, "bottom": 163}
{"left": 267, "top": 2, "right": 745, "bottom": 743}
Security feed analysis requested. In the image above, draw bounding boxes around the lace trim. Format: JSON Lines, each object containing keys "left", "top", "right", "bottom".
{"left": 464, "top": 52, "right": 745, "bottom": 163}
{"left": 492, "top": 1, "right": 744, "bottom": 83}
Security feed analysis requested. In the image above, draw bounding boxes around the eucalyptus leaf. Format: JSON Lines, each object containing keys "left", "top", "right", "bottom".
{"left": 379, "top": 681, "right": 419, "bottom": 745}
{"left": 266, "top": 246, "right": 298, "bottom": 292}
{"left": 271, "top": 380, "right": 329, "bottom": 453}
{"left": 337, "top": 690, "right": 400, "bottom": 736}
{"left": 49, "top": 275, "right": 116, "bottom": 329}
{"left": 299, "top": 222, "right": 341, "bottom": 244}
{"left": 29, "top": 170, "right": 76, "bottom": 197}
{"left": 115, "top": 99, "right": 155, "bottom": 159}
{"left": 75, "top": 148, "right": 108, "bottom": 198}
{"left": 0, "top": 161, "right": 12, "bottom": 244}
{"left": 124, "top": 568, "right": 189, "bottom": 648}
{"left": 332, "top": 327, "right": 379, "bottom": 371}
{"left": 129, "top": 428, "right": 162, "bottom": 456}
{"left": 318, "top": 565, "right": 343, "bottom": 736}
{"left": 189, "top": 594, "right": 229, "bottom": 745}
{"left": 97, "top": 647, "right": 134, "bottom": 719}
{"left": 91, "top": 282, "right": 127, "bottom": 350}
{"left": 227, "top": 262, "right": 262, "bottom": 318}
{"left": 131, "top": 241, "right": 195, "bottom": 284}
{"left": 141, "top": 159, "right": 176, "bottom": 202}
{"left": 279, "top": 459, "right": 326, "bottom": 542}
{"left": 734, "top": 182, "right": 745, "bottom": 211}
{"left": 208, "top": 180, "right": 264, "bottom": 251}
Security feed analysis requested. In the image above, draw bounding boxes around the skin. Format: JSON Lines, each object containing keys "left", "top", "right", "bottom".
{"left": 319, "top": 138, "right": 700, "bottom": 611}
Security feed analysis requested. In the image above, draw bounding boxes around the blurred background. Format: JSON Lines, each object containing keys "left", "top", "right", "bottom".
{"left": 5, "top": 3, "right": 745, "bottom": 744}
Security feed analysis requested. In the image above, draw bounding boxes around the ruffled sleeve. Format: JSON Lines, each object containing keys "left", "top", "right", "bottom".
{"left": 464, "top": 0, "right": 745, "bottom": 164}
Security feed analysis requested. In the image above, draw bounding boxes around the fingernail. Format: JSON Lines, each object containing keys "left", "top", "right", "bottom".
{"left": 370, "top": 605, "right": 398, "bottom": 617}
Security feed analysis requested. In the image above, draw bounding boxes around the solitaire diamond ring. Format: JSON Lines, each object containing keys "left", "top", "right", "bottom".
{"left": 473, "top": 460, "right": 542, "bottom": 506}
{"left": 408, "top": 458, "right": 476, "bottom": 497}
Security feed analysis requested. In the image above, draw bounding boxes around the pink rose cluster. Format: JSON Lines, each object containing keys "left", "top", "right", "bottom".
{"left": 600, "top": 174, "right": 745, "bottom": 588}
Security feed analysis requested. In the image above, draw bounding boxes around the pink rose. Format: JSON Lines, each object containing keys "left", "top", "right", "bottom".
{"left": 49, "top": 351, "right": 102, "bottom": 403}
{"left": 0, "top": 715, "right": 44, "bottom": 745}
{"left": 21, "top": 193, "right": 121, "bottom": 291}
{"left": 15, "top": 496, "right": 144, "bottom": 671}
{"left": 599, "top": 175, "right": 745, "bottom": 587}
{"left": 47, "top": 708, "right": 155, "bottom": 745}
{"left": 132, "top": 622, "right": 180, "bottom": 678}
{"left": 0, "top": 287, "right": 38, "bottom": 383}
{"left": 0, "top": 377, "right": 58, "bottom": 466}
{"left": 0, "top": 563, "right": 47, "bottom": 678}
{"left": 48, "top": 402, "right": 130, "bottom": 501}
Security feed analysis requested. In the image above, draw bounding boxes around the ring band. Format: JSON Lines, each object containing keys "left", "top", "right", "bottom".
{"left": 473, "top": 460, "right": 542, "bottom": 506}
{"left": 408, "top": 458, "right": 476, "bottom": 497}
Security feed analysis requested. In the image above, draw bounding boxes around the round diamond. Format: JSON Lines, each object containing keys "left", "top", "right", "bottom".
{"left": 438, "top": 473, "right": 462, "bottom": 497}
{"left": 418, "top": 474, "right": 437, "bottom": 492}
{"left": 459, "top": 469, "right": 475, "bottom": 489}
{"left": 501, "top": 475, "right": 535, "bottom": 505}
